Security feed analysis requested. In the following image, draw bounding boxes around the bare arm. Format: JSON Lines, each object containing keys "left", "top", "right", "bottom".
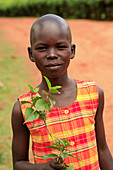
{"left": 11, "top": 100, "right": 64, "bottom": 170}
{"left": 95, "top": 85, "right": 113, "bottom": 170}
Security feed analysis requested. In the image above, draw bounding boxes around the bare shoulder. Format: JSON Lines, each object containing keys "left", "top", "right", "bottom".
{"left": 96, "top": 85, "right": 104, "bottom": 118}
{"left": 97, "top": 85, "right": 104, "bottom": 98}
{"left": 12, "top": 100, "right": 24, "bottom": 126}
{"left": 12, "top": 100, "right": 21, "bottom": 116}
{"left": 11, "top": 100, "right": 29, "bottom": 134}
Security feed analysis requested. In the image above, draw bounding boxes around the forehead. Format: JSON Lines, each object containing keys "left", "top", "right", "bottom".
{"left": 31, "top": 20, "right": 70, "bottom": 44}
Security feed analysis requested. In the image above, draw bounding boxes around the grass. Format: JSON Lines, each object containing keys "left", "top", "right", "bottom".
{"left": 0, "top": 31, "right": 31, "bottom": 169}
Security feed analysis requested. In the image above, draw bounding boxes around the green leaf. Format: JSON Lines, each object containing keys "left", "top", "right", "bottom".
{"left": 50, "top": 89, "right": 61, "bottom": 94}
{"left": 53, "top": 143, "right": 61, "bottom": 149}
{"left": 34, "top": 87, "right": 39, "bottom": 92}
{"left": 48, "top": 98, "right": 56, "bottom": 106}
{"left": 64, "top": 163, "right": 69, "bottom": 168}
{"left": 51, "top": 86, "right": 62, "bottom": 90}
{"left": 55, "top": 138, "right": 61, "bottom": 144}
{"left": 62, "top": 139, "right": 70, "bottom": 147}
{"left": 35, "top": 98, "right": 50, "bottom": 111}
{"left": 63, "top": 163, "right": 74, "bottom": 170}
{"left": 42, "top": 90, "right": 48, "bottom": 95}
{"left": 33, "top": 96, "right": 41, "bottom": 105}
{"left": 50, "top": 86, "right": 62, "bottom": 94}
{"left": 24, "top": 107, "right": 34, "bottom": 123}
{"left": 24, "top": 110, "right": 40, "bottom": 124}
{"left": 33, "top": 111, "right": 40, "bottom": 120}
{"left": 67, "top": 154, "right": 81, "bottom": 161}
{"left": 43, "top": 76, "right": 51, "bottom": 90}
{"left": 62, "top": 163, "right": 70, "bottom": 170}
{"left": 60, "top": 151, "right": 65, "bottom": 160}
{"left": 60, "top": 151, "right": 81, "bottom": 161}
{"left": 60, "top": 151, "right": 69, "bottom": 160}
{"left": 28, "top": 84, "right": 34, "bottom": 93}
{"left": 46, "top": 146, "right": 59, "bottom": 150}
{"left": 55, "top": 138, "right": 65, "bottom": 146}
{"left": 62, "top": 152, "right": 81, "bottom": 161}
{"left": 25, "top": 107, "right": 34, "bottom": 119}
{"left": 62, "top": 152, "right": 71, "bottom": 156}
{"left": 41, "top": 153, "right": 58, "bottom": 159}
{"left": 50, "top": 94, "right": 56, "bottom": 98}
{"left": 55, "top": 138, "right": 70, "bottom": 147}
{"left": 21, "top": 101, "right": 32, "bottom": 105}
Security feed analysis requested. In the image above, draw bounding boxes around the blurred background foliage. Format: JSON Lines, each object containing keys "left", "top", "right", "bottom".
{"left": 0, "top": 0, "right": 113, "bottom": 20}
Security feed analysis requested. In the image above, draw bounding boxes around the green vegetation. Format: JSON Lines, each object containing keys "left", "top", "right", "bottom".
{"left": 0, "top": 31, "right": 31, "bottom": 170}
{"left": 0, "top": 0, "right": 113, "bottom": 20}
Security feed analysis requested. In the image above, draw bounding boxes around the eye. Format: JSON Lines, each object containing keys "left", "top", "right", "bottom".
{"left": 57, "top": 45, "right": 67, "bottom": 49}
{"left": 36, "top": 47, "right": 47, "bottom": 51}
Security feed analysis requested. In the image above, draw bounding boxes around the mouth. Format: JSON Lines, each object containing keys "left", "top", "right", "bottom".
{"left": 45, "top": 63, "right": 62, "bottom": 70}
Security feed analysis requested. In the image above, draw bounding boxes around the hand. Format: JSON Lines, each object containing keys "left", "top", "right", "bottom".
{"left": 43, "top": 159, "right": 64, "bottom": 170}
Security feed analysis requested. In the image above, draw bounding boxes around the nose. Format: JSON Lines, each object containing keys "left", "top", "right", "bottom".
{"left": 47, "top": 48, "right": 58, "bottom": 59}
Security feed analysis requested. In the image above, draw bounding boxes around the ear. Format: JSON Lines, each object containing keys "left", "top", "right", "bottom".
{"left": 28, "top": 47, "right": 35, "bottom": 62}
{"left": 70, "top": 44, "right": 76, "bottom": 59}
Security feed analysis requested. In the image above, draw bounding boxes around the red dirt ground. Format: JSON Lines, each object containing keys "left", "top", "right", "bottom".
{"left": 0, "top": 18, "right": 113, "bottom": 156}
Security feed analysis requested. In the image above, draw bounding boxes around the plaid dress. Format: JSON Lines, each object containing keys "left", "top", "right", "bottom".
{"left": 19, "top": 80, "right": 100, "bottom": 169}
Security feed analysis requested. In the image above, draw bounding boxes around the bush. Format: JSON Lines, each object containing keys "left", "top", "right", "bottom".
{"left": 0, "top": 0, "right": 113, "bottom": 20}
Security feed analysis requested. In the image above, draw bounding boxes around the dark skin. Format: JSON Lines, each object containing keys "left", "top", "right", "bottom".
{"left": 12, "top": 14, "right": 113, "bottom": 170}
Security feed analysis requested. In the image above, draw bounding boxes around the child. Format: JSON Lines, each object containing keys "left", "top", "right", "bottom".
{"left": 11, "top": 14, "right": 113, "bottom": 170}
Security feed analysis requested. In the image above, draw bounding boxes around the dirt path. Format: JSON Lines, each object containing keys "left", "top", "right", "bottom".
{"left": 0, "top": 18, "right": 113, "bottom": 155}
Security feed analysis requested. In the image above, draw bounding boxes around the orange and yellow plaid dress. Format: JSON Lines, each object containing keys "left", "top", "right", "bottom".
{"left": 19, "top": 80, "right": 100, "bottom": 169}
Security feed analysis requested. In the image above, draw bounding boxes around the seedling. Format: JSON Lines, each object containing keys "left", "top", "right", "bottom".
{"left": 21, "top": 76, "right": 80, "bottom": 169}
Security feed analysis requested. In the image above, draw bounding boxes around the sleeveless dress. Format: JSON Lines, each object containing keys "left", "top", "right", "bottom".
{"left": 18, "top": 80, "right": 100, "bottom": 170}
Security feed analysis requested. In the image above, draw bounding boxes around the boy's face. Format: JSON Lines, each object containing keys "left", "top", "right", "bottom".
{"left": 29, "top": 21, "right": 75, "bottom": 79}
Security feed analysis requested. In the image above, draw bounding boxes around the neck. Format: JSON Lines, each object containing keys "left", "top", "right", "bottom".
{"left": 40, "top": 72, "right": 72, "bottom": 91}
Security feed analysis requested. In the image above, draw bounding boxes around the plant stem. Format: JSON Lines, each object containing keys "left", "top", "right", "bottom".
{"left": 31, "top": 93, "right": 35, "bottom": 107}
{"left": 42, "top": 115, "right": 54, "bottom": 142}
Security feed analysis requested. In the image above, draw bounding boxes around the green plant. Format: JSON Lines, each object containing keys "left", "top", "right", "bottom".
{"left": 0, "top": 0, "right": 113, "bottom": 20}
{"left": 21, "top": 76, "right": 80, "bottom": 170}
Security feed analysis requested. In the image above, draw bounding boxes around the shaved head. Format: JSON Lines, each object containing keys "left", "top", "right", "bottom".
{"left": 30, "top": 14, "right": 72, "bottom": 45}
